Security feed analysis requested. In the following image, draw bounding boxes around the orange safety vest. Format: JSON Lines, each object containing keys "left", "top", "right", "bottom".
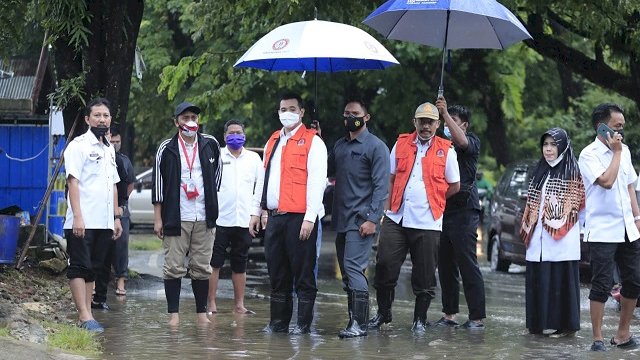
{"left": 263, "top": 126, "right": 317, "bottom": 213}
{"left": 390, "top": 132, "right": 451, "bottom": 220}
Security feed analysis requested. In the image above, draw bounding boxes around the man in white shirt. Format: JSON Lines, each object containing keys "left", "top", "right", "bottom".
{"left": 64, "top": 98, "right": 123, "bottom": 333}
{"left": 152, "top": 102, "right": 222, "bottom": 327}
{"left": 208, "top": 119, "right": 262, "bottom": 315}
{"left": 579, "top": 103, "right": 640, "bottom": 351}
{"left": 249, "top": 93, "right": 327, "bottom": 335}
{"left": 369, "top": 102, "right": 460, "bottom": 334}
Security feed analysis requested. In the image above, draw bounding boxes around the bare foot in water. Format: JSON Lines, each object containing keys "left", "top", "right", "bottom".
{"left": 233, "top": 305, "right": 255, "bottom": 315}
{"left": 168, "top": 313, "right": 179, "bottom": 327}
{"left": 197, "top": 313, "right": 211, "bottom": 326}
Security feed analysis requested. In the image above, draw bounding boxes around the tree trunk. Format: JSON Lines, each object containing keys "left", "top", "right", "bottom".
{"left": 60, "top": 0, "right": 144, "bottom": 157}
{"left": 468, "top": 52, "right": 511, "bottom": 167}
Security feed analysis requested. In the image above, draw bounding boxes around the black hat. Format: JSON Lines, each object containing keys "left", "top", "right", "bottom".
{"left": 174, "top": 102, "right": 201, "bottom": 116}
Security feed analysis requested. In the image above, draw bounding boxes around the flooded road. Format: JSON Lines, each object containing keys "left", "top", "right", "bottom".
{"left": 91, "top": 229, "right": 639, "bottom": 359}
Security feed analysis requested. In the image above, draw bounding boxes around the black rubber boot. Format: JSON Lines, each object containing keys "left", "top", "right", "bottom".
{"left": 263, "top": 293, "right": 292, "bottom": 333}
{"left": 339, "top": 291, "right": 369, "bottom": 338}
{"left": 289, "top": 297, "right": 315, "bottom": 335}
{"left": 411, "top": 296, "right": 430, "bottom": 334}
{"left": 368, "top": 287, "right": 394, "bottom": 329}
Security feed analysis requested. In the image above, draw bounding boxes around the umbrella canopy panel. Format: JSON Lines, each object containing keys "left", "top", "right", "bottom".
{"left": 363, "top": 0, "right": 531, "bottom": 50}
{"left": 234, "top": 19, "right": 399, "bottom": 72}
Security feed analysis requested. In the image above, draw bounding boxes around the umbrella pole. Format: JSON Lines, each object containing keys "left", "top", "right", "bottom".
{"left": 438, "top": 10, "right": 451, "bottom": 98}
{"left": 314, "top": 58, "right": 318, "bottom": 119}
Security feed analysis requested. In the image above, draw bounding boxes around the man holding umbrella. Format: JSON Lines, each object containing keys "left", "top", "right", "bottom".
{"left": 435, "top": 97, "right": 486, "bottom": 329}
{"left": 250, "top": 92, "right": 327, "bottom": 335}
{"left": 329, "top": 99, "right": 390, "bottom": 338}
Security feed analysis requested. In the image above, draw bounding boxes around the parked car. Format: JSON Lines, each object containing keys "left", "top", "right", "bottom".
{"left": 486, "top": 160, "right": 590, "bottom": 272}
{"left": 129, "top": 168, "right": 154, "bottom": 227}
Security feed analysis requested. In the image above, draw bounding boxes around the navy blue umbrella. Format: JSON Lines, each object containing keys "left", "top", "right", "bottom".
{"left": 363, "top": 0, "right": 532, "bottom": 96}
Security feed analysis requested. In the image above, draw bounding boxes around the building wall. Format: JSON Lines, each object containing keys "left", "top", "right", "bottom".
{"left": 0, "top": 125, "right": 63, "bottom": 223}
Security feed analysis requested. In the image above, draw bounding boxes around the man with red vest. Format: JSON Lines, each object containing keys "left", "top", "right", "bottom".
{"left": 249, "top": 93, "right": 327, "bottom": 335}
{"left": 369, "top": 101, "right": 460, "bottom": 333}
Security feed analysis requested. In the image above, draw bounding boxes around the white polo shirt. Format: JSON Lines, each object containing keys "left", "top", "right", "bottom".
{"left": 386, "top": 137, "right": 459, "bottom": 230}
{"left": 178, "top": 136, "right": 206, "bottom": 221}
{"left": 579, "top": 138, "right": 639, "bottom": 243}
{"left": 217, "top": 147, "right": 263, "bottom": 227}
{"left": 64, "top": 130, "right": 119, "bottom": 230}
{"left": 252, "top": 123, "right": 327, "bottom": 222}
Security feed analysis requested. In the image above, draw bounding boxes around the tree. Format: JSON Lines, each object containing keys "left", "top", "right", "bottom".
{"left": 0, "top": 0, "right": 144, "bottom": 154}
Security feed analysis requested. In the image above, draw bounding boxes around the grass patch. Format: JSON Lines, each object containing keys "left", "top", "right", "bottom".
{"left": 129, "top": 236, "right": 162, "bottom": 251}
{"left": 128, "top": 269, "right": 140, "bottom": 279}
{"left": 0, "top": 327, "right": 10, "bottom": 337}
{"left": 42, "top": 321, "right": 102, "bottom": 356}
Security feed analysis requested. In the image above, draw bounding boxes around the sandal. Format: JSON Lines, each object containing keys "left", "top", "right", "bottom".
{"left": 610, "top": 336, "right": 638, "bottom": 348}
{"left": 115, "top": 288, "right": 127, "bottom": 296}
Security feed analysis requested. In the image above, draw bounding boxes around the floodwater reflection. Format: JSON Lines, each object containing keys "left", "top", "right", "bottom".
{"left": 94, "top": 232, "right": 639, "bottom": 359}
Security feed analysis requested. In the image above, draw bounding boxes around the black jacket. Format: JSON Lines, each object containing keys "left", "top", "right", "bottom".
{"left": 152, "top": 133, "right": 222, "bottom": 236}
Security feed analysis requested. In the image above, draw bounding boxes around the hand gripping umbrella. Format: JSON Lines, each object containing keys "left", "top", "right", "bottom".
{"left": 234, "top": 19, "right": 400, "bottom": 115}
{"left": 363, "top": 0, "right": 532, "bottom": 97}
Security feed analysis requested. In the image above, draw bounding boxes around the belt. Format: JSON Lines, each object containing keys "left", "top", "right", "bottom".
{"left": 267, "top": 209, "right": 288, "bottom": 217}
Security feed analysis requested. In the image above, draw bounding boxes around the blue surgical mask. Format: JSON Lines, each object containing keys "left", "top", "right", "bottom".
{"left": 443, "top": 126, "right": 452, "bottom": 139}
{"left": 226, "top": 134, "right": 245, "bottom": 150}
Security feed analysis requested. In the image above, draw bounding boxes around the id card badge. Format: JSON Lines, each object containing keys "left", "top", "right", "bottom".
{"left": 185, "top": 179, "right": 196, "bottom": 193}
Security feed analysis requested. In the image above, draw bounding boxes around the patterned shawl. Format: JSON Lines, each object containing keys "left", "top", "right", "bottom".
{"left": 519, "top": 128, "right": 585, "bottom": 247}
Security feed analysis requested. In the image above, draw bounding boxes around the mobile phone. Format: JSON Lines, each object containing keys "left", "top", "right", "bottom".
{"left": 597, "top": 123, "right": 615, "bottom": 139}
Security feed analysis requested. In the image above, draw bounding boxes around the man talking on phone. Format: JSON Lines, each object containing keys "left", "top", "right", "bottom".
{"left": 579, "top": 103, "right": 640, "bottom": 351}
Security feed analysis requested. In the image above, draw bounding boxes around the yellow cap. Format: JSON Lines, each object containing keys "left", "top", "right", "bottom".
{"left": 414, "top": 102, "right": 439, "bottom": 120}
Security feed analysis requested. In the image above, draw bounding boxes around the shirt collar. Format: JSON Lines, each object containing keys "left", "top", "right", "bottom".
{"left": 413, "top": 135, "right": 433, "bottom": 148}
{"left": 222, "top": 146, "right": 244, "bottom": 158}
{"left": 280, "top": 122, "right": 303, "bottom": 138}
{"left": 347, "top": 128, "right": 370, "bottom": 143}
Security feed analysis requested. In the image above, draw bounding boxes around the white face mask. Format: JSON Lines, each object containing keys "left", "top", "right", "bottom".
{"left": 180, "top": 120, "right": 199, "bottom": 137}
{"left": 279, "top": 111, "right": 300, "bottom": 128}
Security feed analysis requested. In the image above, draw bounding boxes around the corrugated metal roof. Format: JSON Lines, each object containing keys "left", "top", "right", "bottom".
{"left": 0, "top": 76, "right": 36, "bottom": 99}
{"left": 0, "top": 59, "right": 38, "bottom": 76}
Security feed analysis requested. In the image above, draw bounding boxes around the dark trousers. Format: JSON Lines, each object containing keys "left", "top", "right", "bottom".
{"left": 336, "top": 230, "right": 375, "bottom": 292}
{"left": 439, "top": 209, "right": 486, "bottom": 320}
{"left": 589, "top": 236, "right": 640, "bottom": 303}
{"left": 94, "top": 217, "right": 130, "bottom": 303}
{"left": 374, "top": 216, "right": 440, "bottom": 299}
{"left": 210, "top": 226, "right": 252, "bottom": 273}
{"left": 264, "top": 213, "right": 318, "bottom": 300}
{"left": 65, "top": 228, "right": 112, "bottom": 282}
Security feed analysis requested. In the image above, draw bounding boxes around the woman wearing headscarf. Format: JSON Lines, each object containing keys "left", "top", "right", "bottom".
{"left": 520, "top": 127, "right": 585, "bottom": 337}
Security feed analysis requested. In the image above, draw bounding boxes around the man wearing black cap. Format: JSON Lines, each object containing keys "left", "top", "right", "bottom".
{"left": 152, "top": 101, "right": 222, "bottom": 326}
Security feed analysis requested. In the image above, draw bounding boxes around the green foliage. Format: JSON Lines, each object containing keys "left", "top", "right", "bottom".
{"left": 0, "top": 327, "right": 10, "bottom": 337}
{"left": 43, "top": 321, "right": 102, "bottom": 356}
{"left": 37, "top": 0, "right": 92, "bottom": 50}
{"left": 47, "top": 73, "right": 87, "bottom": 109}
{"left": 129, "top": 236, "right": 162, "bottom": 251}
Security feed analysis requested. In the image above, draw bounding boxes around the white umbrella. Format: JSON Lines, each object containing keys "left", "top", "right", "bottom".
{"left": 234, "top": 19, "right": 400, "bottom": 113}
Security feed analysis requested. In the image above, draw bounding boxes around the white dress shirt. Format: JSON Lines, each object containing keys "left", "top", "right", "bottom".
{"left": 217, "top": 147, "right": 263, "bottom": 227}
{"left": 579, "top": 138, "right": 639, "bottom": 243}
{"left": 178, "top": 136, "right": 206, "bottom": 221}
{"left": 64, "top": 130, "right": 120, "bottom": 230}
{"left": 525, "top": 178, "right": 583, "bottom": 261}
{"left": 252, "top": 123, "right": 327, "bottom": 223}
{"left": 386, "top": 137, "right": 459, "bottom": 230}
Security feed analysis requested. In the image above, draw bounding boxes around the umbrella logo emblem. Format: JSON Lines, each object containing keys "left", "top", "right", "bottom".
{"left": 272, "top": 38, "right": 290, "bottom": 51}
{"left": 363, "top": 41, "right": 379, "bottom": 54}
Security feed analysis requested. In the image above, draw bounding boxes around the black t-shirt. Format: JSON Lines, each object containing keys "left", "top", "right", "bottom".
{"left": 444, "top": 132, "right": 481, "bottom": 213}
{"left": 115, "top": 152, "right": 135, "bottom": 206}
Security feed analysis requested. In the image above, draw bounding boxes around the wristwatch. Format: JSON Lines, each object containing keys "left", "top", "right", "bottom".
{"left": 114, "top": 214, "right": 122, "bottom": 220}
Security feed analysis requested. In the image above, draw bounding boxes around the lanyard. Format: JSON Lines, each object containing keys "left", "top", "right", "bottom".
{"left": 178, "top": 135, "right": 198, "bottom": 178}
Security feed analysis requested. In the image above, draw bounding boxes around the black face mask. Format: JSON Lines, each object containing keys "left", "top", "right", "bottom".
{"left": 344, "top": 116, "right": 365, "bottom": 132}
{"left": 90, "top": 126, "right": 110, "bottom": 145}
{"left": 617, "top": 129, "right": 625, "bottom": 140}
